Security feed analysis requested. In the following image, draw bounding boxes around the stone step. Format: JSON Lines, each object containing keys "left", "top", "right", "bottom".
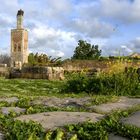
{"left": 108, "top": 134, "right": 129, "bottom": 140}
{"left": 0, "top": 97, "right": 19, "bottom": 104}
{"left": 0, "top": 132, "right": 4, "bottom": 140}
{"left": 16, "top": 112, "right": 104, "bottom": 130}
{"left": 32, "top": 97, "right": 91, "bottom": 108}
{"left": 121, "top": 111, "right": 140, "bottom": 128}
{"left": 88, "top": 97, "right": 140, "bottom": 113}
{"left": 1, "top": 107, "right": 26, "bottom": 115}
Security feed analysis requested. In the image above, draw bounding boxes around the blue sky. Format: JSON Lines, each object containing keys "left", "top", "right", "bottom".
{"left": 0, "top": 0, "right": 140, "bottom": 58}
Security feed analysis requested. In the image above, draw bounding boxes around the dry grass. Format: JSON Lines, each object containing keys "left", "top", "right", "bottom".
{"left": 62, "top": 59, "right": 140, "bottom": 73}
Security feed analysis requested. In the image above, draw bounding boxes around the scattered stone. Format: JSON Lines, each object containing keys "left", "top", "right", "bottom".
{"left": 1, "top": 107, "right": 26, "bottom": 115}
{"left": 0, "top": 132, "right": 4, "bottom": 140}
{"left": 0, "top": 97, "right": 19, "bottom": 104}
{"left": 108, "top": 134, "right": 129, "bottom": 140}
{"left": 32, "top": 97, "right": 91, "bottom": 108}
{"left": 121, "top": 111, "right": 140, "bottom": 128}
{"left": 89, "top": 97, "right": 140, "bottom": 113}
{"left": 16, "top": 112, "right": 104, "bottom": 130}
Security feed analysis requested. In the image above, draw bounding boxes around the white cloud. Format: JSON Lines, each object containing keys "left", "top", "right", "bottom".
{"left": 121, "top": 45, "right": 133, "bottom": 55}
{"left": 28, "top": 23, "right": 77, "bottom": 58}
{"left": 100, "top": 0, "right": 140, "bottom": 23}
{"left": 0, "top": 0, "right": 140, "bottom": 57}
{"left": 76, "top": 0, "right": 140, "bottom": 24}
{"left": 130, "top": 37, "right": 140, "bottom": 48}
{"left": 68, "top": 18, "right": 114, "bottom": 38}
{"left": 107, "top": 37, "right": 140, "bottom": 56}
{"left": 43, "top": 0, "right": 72, "bottom": 21}
{"left": 50, "top": 49, "right": 64, "bottom": 57}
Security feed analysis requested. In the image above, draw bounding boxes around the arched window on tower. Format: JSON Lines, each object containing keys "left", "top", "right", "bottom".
{"left": 14, "top": 44, "right": 17, "bottom": 52}
{"left": 18, "top": 44, "right": 21, "bottom": 52}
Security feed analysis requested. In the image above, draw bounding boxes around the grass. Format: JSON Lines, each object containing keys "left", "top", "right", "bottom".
{"left": 0, "top": 103, "right": 140, "bottom": 140}
{"left": 0, "top": 73, "right": 139, "bottom": 139}
{"left": 0, "top": 77, "right": 119, "bottom": 98}
{"left": 0, "top": 78, "right": 91, "bottom": 98}
{"left": 0, "top": 78, "right": 63, "bottom": 97}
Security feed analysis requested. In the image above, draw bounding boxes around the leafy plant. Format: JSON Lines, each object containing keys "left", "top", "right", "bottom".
{"left": 64, "top": 70, "right": 139, "bottom": 96}
{"left": 72, "top": 40, "right": 101, "bottom": 60}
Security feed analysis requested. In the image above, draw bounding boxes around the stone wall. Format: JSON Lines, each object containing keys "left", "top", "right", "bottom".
{"left": 0, "top": 64, "right": 9, "bottom": 77}
{"left": 9, "top": 66, "right": 64, "bottom": 80}
{"left": 62, "top": 60, "right": 108, "bottom": 73}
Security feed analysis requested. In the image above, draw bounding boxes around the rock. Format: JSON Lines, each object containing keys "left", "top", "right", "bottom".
{"left": 0, "top": 132, "right": 4, "bottom": 140}
{"left": 10, "top": 66, "right": 65, "bottom": 80}
{"left": 0, "top": 97, "right": 19, "bottom": 104}
{"left": 89, "top": 97, "right": 140, "bottom": 113}
{"left": 121, "top": 111, "right": 140, "bottom": 128}
{"left": 108, "top": 133, "right": 129, "bottom": 140}
{"left": 16, "top": 112, "right": 104, "bottom": 130}
{"left": 1, "top": 107, "right": 26, "bottom": 115}
{"left": 0, "top": 64, "right": 8, "bottom": 77}
{"left": 49, "top": 67, "right": 64, "bottom": 80}
{"left": 32, "top": 97, "right": 91, "bottom": 108}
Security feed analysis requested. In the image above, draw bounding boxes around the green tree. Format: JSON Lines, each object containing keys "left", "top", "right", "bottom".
{"left": 72, "top": 40, "right": 101, "bottom": 59}
{"left": 28, "top": 53, "right": 62, "bottom": 66}
{"left": 28, "top": 53, "right": 36, "bottom": 65}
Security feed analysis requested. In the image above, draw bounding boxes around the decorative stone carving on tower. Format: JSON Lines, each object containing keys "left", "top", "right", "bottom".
{"left": 11, "top": 9, "right": 28, "bottom": 68}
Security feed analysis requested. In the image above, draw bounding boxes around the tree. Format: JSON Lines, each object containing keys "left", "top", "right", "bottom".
{"left": 28, "top": 53, "right": 62, "bottom": 66}
{"left": 0, "top": 54, "right": 10, "bottom": 66}
{"left": 28, "top": 53, "right": 36, "bottom": 65}
{"left": 72, "top": 40, "right": 101, "bottom": 60}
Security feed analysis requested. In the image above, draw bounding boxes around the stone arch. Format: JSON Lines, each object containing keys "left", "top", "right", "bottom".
{"left": 18, "top": 43, "right": 21, "bottom": 52}
{"left": 14, "top": 43, "right": 17, "bottom": 52}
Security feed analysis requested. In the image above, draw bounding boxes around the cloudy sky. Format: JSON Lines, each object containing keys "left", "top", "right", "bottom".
{"left": 0, "top": 0, "right": 140, "bottom": 58}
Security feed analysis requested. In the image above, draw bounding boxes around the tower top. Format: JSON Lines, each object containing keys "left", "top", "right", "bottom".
{"left": 17, "top": 9, "right": 24, "bottom": 16}
{"left": 16, "top": 9, "right": 24, "bottom": 29}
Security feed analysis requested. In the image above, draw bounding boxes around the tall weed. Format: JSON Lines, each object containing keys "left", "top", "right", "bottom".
{"left": 64, "top": 70, "right": 139, "bottom": 96}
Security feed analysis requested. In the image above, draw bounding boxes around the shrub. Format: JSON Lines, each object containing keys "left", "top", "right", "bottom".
{"left": 100, "top": 72, "right": 139, "bottom": 95}
{"left": 64, "top": 70, "right": 139, "bottom": 96}
{"left": 63, "top": 73, "right": 89, "bottom": 93}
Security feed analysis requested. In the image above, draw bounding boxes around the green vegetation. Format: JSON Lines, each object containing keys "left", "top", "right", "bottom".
{"left": 0, "top": 65, "right": 139, "bottom": 97}
{"left": 0, "top": 78, "right": 63, "bottom": 97}
{"left": 72, "top": 40, "right": 101, "bottom": 60}
{"left": 64, "top": 70, "right": 140, "bottom": 96}
{"left": 0, "top": 104, "right": 140, "bottom": 140}
{"left": 64, "top": 105, "right": 140, "bottom": 140}
{"left": 0, "top": 95, "right": 119, "bottom": 114}
{"left": 0, "top": 115, "right": 45, "bottom": 140}
{"left": 0, "top": 50, "right": 140, "bottom": 139}
{"left": 28, "top": 53, "right": 62, "bottom": 66}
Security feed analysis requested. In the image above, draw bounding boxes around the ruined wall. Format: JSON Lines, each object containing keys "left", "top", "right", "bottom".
{"left": 9, "top": 66, "right": 64, "bottom": 80}
{"left": 62, "top": 60, "right": 140, "bottom": 73}
{"left": 0, "top": 64, "right": 9, "bottom": 77}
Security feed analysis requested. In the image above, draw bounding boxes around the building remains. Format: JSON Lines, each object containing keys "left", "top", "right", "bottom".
{"left": 0, "top": 10, "right": 65, "bottom": 80}
{"left": 11, "top": 9, "right": 28, "bottom": 69}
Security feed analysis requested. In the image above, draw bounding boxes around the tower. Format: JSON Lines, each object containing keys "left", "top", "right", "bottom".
{"left": 11, "top": 9, "right": 28, "bottom": 68}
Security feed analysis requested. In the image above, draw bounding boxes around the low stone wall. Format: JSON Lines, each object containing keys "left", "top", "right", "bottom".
{"left": 9, "top": 66, "right": 64, "bottom": 80}
{"left": 0, "top": 64, "right": 9, "bottom": 77}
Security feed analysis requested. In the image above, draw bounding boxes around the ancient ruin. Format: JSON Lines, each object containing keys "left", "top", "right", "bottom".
{"left": 11, "top": 9, "right": 28, "bottom": 69}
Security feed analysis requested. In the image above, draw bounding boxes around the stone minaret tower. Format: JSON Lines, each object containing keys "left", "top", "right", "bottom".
{"left": 11, "top": 9, "right": 28, "bottom": 68}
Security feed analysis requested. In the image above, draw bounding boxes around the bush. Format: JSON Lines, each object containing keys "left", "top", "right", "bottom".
{"left": 64, "top": 70, "right": 139, "bottom": 96}
{"left": 100, "top": 72, "right": 139, "bottom": 95}
{"left": 64, "top": 73, "right": 89, "bottom": 93}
